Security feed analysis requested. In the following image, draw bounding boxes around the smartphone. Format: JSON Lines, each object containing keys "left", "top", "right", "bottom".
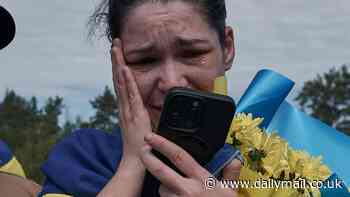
{"left": 141, "top": 87, "right": 236, "bottom": 197}
{"left": 156, "top": 87, "right": 236, "bottom": 168}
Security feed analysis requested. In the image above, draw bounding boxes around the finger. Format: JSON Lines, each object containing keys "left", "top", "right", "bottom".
{"left": 112, "top": 38, "right": 127, "bottom": 66}
{"left": 122, "top": 66, "right": 146, "bottom": 115}
{"left": 159, "top": 185, "right": 179, "bottom": 197}
{"left": 222, "top": 159, "right": 241, "bottom": 182}
{"left": 111, "top": 38, "right": 121, "bottom": 92}
{"left": 198, "top": 188, "right": 237, "bottom": 197}
{"left": 144, "top": 133, "right": 211, "bottom": 180}
{"left": 111, "top": 38, "right": 124, "bottom": 96}
{"left": 110, "top": 39, "right": 117, "bottom": 66}
{"left": 140, "top": 145, "right": 187, "bottom": 193}
{"left": 116, "top": 63, "right": 131, "bottom": 120}
{"left": 111, "top": 39, "right": 131, "bottom": 120}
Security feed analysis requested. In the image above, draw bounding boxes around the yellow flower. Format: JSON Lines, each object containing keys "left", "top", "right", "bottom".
{"left": 213, "top": 77, "right": 334, "bottom": 197}
{"left": 226, "top": 113, "right": 263, "bottom": 147}
{"left": 260, "top": 133, "right": 289, "bottom": 178}
{"left": 225, "top": 113, "right": 333, "bottom": 197}
{"left": 287, "top": 150, "right": 331, "bottom": 181}
{"left": 238, "top": 165, "right": 274, "bottom": 197}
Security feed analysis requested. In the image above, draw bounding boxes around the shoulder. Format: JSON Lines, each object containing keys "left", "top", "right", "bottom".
{"left": 39, "top": 128, "right": 123, "bottom": 197}
{"left": 48, "top": 128, "right": 122, "bottom": 160}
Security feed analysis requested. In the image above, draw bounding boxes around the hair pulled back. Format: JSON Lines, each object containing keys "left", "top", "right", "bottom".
{"left": 88, "top": 0, "right": 227, "bottom": 46}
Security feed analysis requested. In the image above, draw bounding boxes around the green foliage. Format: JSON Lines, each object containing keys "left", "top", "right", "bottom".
{"left": 0, "top": 90, "right": 63, "bottom": 183}
{"left": 295, "top": 64, "right": 350, "bottom": 135}
{"left": 89, "top": 86, "right": 119, "bottom": 133}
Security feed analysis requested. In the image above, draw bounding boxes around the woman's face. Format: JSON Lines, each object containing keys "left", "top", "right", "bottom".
{"left": 117, "top": 1, "right": 234, "bottom": 129}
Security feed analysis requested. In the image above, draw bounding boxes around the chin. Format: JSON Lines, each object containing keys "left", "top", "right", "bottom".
{"left": 148, "top": 108, "right": 161, "bottom": 132}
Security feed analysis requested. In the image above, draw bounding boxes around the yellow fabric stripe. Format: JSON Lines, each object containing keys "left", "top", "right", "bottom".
{"left": 0, "top": 157, "right": 26, "bottom": 178}
{"left": 213, "top": 75, "right": 228, "bottom": 96}
{"left": 43, "top": 194, "right": 73, "bottom": 197}
{"left": 213, "top": 76, "right": 233, "bottom": 143}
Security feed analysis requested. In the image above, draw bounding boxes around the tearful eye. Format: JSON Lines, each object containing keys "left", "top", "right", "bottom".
{"left": 126, "top": 57, "right": 158, "bottom": 72}
{"left": 182, "top": 50, "right": 207, "bottom": 59}
{"left": 134, "top": 57, "right": 157, "bottom": 65}
{"left": 128, "top": 57, "right": 158, "bottom": 67}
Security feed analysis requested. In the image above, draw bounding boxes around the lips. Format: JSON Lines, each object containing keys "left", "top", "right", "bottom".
{"left": 151, "top": 104, "right": 162, "bottom": 112}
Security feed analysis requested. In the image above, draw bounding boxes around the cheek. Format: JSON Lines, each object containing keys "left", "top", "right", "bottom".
{"left": 131, "top": 69, "right": 161, "bottom": 130}
{"left": 187, "top": 53, "right": 224, "bottom": 92}
{"left": 187, "top": 68, "right": 219, "bottom": 92}
{"left": 131, "top": 70, "right": 156, "bottom": 103}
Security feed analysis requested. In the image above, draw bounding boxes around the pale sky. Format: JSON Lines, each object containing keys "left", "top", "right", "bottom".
{"left": 1, "top": 0, "right": 349, "bottom": 121}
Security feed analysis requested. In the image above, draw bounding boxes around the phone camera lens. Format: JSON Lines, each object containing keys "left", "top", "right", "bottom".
{"left": 192, "top": 101, "right": 199, "bottom": 107}
{"left": 171, "top": 111, "right": 180, "bottom": 117}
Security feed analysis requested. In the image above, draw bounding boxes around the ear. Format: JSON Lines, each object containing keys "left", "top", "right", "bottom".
{"left": 222, "top": 26, "right": 235, "bottom": 71}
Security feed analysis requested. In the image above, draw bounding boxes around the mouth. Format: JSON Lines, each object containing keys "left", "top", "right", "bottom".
{"left": 149, "top": 104, "right": 163, "bottom": 132}
{"left": 151, "top": 104, "right": 163, "bottom": 112}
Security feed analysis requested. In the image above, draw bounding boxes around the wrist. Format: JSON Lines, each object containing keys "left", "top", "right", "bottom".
{"left": 118, "top": 153, "right": 145, "bottom": 174}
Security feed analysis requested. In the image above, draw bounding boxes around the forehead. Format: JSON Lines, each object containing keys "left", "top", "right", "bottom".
{"left": 121, "top": 1, "right": 218, "bottom": 48}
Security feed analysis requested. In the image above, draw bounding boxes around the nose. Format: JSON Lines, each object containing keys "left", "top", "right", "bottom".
{"left": 157, "top": 61, "right": 188, "bottom": 93}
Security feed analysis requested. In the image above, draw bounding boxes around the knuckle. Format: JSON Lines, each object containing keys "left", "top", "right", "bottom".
{"left": 157, "top": 135, "right": 167, "bottom": 147}
{"left": 153, "top": 166, "right": 165, "bottom": 177}
{"left": 136, "top": 110, "right": 148, "bottom": 120}
{"left": 181, "top": 181, "right": 200, "bottom": 196}
{"left": 124, "top": 111, "right": 132, "bottom": 121}
{"left": 172, "top": 149, "right": 186, "bottom": 166}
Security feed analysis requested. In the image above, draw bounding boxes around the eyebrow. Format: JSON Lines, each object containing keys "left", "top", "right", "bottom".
{"left": 125, "top": 37, "right": 211, "bottom": 56}
{"left": 125, "top": 42, "right": 155, "bottom": 57}
{"left": 175, "top": 37, "right": 211, "bottom": 48}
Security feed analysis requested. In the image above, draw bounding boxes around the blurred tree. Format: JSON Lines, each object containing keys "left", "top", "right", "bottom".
{"left": 40, "top": 96, "right": 64, "bottom": 135}
{"left": 0, "top": 90, "right": 37, "bottom": 150}
{"left": 295, "top": 64, "right": 350, "bottom": 135}
{"left": 89, "top": 86, "right": 119, "bottom": 132}
{"left": 0, "top": 90, "right": 63, "bottom": 183}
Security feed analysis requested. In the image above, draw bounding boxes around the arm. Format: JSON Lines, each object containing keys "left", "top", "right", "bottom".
{"left": 0, "top": 172, "right": 41, "bottom": 197}
{"left": 97, "top": 156, "right": 145, "bottom": 197}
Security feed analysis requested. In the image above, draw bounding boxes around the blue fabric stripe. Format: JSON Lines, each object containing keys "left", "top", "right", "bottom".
{"left": 320, "top": 173, "right": 350, "bottom": 197}
{"left": 0, "top": 140, "right": 13, "bottom": 166}
{"left": 40, "top": 128, "right": 123, "bottom": 197}
{"left": 268, "top": 101, "right": 350, "bottom": 186}
{"left": 204, "top": 143, "right": 242, "bottom": 178}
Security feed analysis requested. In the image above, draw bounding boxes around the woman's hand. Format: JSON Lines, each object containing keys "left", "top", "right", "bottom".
{"left": 111, "top": 38, "right": 153, "bottom": 160}
{"left": 140, "top": 133, "right": 241, "bottom": 197}
{"left": 97, "top": 39, "right": 152, "bottom": 197}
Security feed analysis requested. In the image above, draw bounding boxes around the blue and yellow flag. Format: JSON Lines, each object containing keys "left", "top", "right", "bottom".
{"left": 236, "top": 69, "right": 350, "bottom": 196}
{"left": 0, "top": 140, "right": 26, "bottom": 178}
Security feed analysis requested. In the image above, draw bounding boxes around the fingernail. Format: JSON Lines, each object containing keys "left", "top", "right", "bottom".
{"left": 144, "top": 133, "right": 154, "bottom": 142}
{"left": 113, "top": 39, "right": 120, "bottom": 48}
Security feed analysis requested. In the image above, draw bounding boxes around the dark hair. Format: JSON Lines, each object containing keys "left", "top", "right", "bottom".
{"left": 88, "top": 0, "right": 227, "bottom": 46}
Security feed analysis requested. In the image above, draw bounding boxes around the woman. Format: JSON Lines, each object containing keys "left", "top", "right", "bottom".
{"left": 39, "top": 0, "right": 242, "bottom": 196}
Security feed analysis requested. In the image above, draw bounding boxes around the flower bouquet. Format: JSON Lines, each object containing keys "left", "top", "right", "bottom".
{"left": 213, "top": 70, "right": 350, "bottom": 197}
